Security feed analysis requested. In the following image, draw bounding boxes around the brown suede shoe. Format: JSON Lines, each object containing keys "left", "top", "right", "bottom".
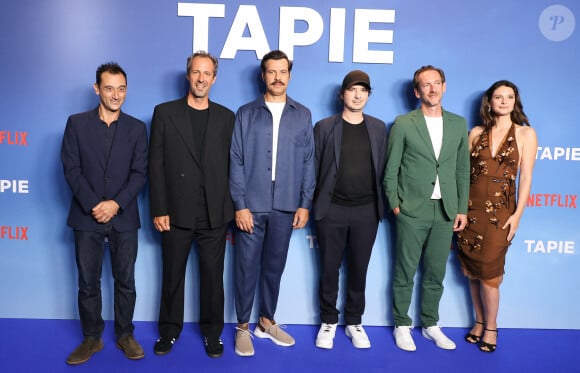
{"left": 116, "top": 334, "right": 145, "bottom": 360}
{"left": 66, "top": 338, "right": 104, "bottom": 365}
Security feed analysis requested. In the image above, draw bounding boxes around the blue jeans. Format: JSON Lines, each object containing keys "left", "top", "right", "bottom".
{"left": 74, "top": 227, "right": 138, "bottom": 339}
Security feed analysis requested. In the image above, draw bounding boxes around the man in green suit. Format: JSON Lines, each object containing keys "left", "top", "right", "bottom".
{"left": 383, "top": 65, "right": 470, "bottom": 351}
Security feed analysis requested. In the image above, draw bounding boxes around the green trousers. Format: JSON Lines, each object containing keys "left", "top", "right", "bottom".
{"left": 392, "top": 199, "right": 453, "bottom": 328}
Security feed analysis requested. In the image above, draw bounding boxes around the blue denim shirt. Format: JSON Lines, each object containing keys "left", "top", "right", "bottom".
{"left": 230, "top": 95, "right": 315, "bottom": 213}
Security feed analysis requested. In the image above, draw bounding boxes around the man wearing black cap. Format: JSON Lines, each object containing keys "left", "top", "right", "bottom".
{"left": 312, "top": 70, "right": 387, "bottom": 349}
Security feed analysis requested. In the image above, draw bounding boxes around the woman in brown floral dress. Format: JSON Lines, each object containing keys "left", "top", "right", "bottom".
{"left": 457, "top": 80, "right": 537, "bottom": 352}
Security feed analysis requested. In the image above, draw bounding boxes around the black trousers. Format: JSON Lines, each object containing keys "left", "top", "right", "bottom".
{"left": 158, "top": 216, "right": 229, "bottom": 339}
{"left": 316, "top": 202, "right": 379, "bottom": 325}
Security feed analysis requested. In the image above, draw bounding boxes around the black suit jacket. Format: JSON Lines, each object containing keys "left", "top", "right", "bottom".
{"left": 313, "top": 113, "right": 387, "bottom": 221}
{"left": 148, "top": 97, "right": 235, "bottom": 229}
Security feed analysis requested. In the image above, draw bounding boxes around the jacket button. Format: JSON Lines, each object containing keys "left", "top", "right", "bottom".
{"left": 431, "top": 181, "right": 435, "bottom": 185}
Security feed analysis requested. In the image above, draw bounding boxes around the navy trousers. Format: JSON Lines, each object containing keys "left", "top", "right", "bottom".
{"left": 234, "top": 209, "right": 294, "bottom": 324}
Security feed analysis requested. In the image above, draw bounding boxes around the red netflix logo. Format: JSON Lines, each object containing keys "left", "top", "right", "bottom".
{"left": 0, "top": 226, "right": 28, "bottom": 240}
{"left": 0, "top": 131, "right": 28, "bottom": 146}
{"left": 527, "top": 194, "right": 577, "bottom": 208}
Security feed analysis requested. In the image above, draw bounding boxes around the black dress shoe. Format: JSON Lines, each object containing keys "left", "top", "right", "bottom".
{"left": 154, "top": 336, "right": 176, "bottom": 356}
{"left": 204, "top": 336, "right": 224, "bottom": 358}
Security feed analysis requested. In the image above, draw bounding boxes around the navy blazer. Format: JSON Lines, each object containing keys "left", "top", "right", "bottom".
{"left": 61, "top": 107, "right": 148, "bottom": 232}
{"left": 148, "top": 97, "right": 235, "bottom": 229}
{"left": 313, "top": 113, "right": 387, "bottom": 221}
{"left": 230, "top": 96, "right": 315, "bottom": 213}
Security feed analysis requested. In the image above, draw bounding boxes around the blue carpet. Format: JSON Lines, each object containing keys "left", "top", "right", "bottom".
{"left": 0, "top": 319, "right": 578, "bottom": 372}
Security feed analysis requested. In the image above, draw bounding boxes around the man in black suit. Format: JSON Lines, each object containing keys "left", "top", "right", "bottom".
{"left": 312, "top": 70, "right": 387, "bottom": 350}
{"left": 61, "top": 62, "right": 148, "bottom": 364}
{"left": 148, "top": 51, "right": 235, "bottom": 358}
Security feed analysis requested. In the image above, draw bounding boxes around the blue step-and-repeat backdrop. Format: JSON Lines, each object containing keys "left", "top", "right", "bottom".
{"left": 1, "top": 0, "right": 578, "bottom": 329}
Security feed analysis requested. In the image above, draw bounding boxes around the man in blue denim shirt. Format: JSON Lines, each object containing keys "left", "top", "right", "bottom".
{"left": 230, "top": 50, "right": 315, "bottom": 357}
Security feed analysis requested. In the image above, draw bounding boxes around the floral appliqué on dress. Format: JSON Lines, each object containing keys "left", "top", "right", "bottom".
{"left": 458, "top": 127, "right": 518, "bottom": 252}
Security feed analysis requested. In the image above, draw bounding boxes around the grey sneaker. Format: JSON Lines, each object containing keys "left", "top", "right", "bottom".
{"left": 235, "top": 327, "right": 254, "bottom": 357}
{"left": 254, "top": 322, "right": 295, "bottom": 346}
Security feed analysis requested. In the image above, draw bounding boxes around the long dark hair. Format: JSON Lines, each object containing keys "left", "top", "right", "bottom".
{"left": 480, "top": 80, "right": 530, "bottom": 129}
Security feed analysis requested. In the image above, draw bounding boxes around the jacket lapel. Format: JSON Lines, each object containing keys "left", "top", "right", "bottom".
{"left": 439, "top": 109, "right": 453, "bottom": 160}
{"left": 174, "top": 97, "right": 200, "bottom": 167}
{"left": 88, "top": 109, "right": 109, "bottom": 170}
{"left": 364, "top": 114, "right": 379, "bottom": 170}
{"left": 202, "top": 101, "right": 220, "bottom": 167}
{"left": 411, "top": 110, "right": 436, "bottom": 159}
{"left": 332, "top": 114, "right": 343, "bottom": 170}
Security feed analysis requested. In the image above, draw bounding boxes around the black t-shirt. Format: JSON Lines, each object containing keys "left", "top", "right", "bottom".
{"left": 188, "top": 106, "right": 209, "bottom": 209}
{"left": 188, "top": 106, "right": 209, "bottom": 163}
{"left": 331, "top": 119, "right": 376, "bottom": 206}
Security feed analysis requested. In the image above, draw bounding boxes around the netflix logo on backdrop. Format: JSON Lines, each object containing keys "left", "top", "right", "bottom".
{"left": 527, "top": 193, "right": 577, "bottom": 208}
{"left": 0, "top": 131, "right": 28, "bottom": 146}
{"left": 0, "top": 226, "right": 29, "bottom": 240}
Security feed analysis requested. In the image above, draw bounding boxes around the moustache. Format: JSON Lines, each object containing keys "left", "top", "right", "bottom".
{"left": 271, "top": 80, "right": 285, "bottom": 86}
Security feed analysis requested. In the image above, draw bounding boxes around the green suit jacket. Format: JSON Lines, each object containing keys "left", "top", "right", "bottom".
{"left": 383, "top": 108, "right": 470, "bottom": 219}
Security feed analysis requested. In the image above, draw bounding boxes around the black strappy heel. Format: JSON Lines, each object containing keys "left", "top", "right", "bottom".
{"left": 479, "top": 328, "right": 498, "bottom": 353}
{"left": 464, "top": 321, "right": 485, "bottom": 344}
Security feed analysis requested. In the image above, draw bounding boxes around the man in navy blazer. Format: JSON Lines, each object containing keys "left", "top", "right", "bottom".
{"left": 61, "top": 62, "right": 148, "bottom": 364}
{"left": 312, "top": 70, "right": 387, "bottom": 350}
{"left": 230, "top": 50, "right": 315, "bottom": 356}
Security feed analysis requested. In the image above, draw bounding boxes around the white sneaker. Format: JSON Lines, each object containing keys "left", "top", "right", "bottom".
{"left": 315, "top": 323, "right": 337, "bottom": 349}
{"left": 422, "top": 326, "right": 456, "bottom": 350}
{"left": 393, "top": 326, "right": 416, "bottom": 351}
{"left": 345, "top": 324, "right": 371, "bottom": 349}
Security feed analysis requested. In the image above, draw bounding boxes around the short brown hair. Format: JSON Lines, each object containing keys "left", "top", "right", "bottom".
{"left": 260, "top": 50, "right": 293, "bottom": 73}
{"left": 412, "top": 65, "right": 445, "bottom": 89}
{"left": 187, "top": 50, "right": 219, "bottom": 76}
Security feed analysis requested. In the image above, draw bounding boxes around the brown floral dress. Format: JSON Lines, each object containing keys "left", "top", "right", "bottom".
{"left": 457, "top": 124, "right": 519, "bottom": 280}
